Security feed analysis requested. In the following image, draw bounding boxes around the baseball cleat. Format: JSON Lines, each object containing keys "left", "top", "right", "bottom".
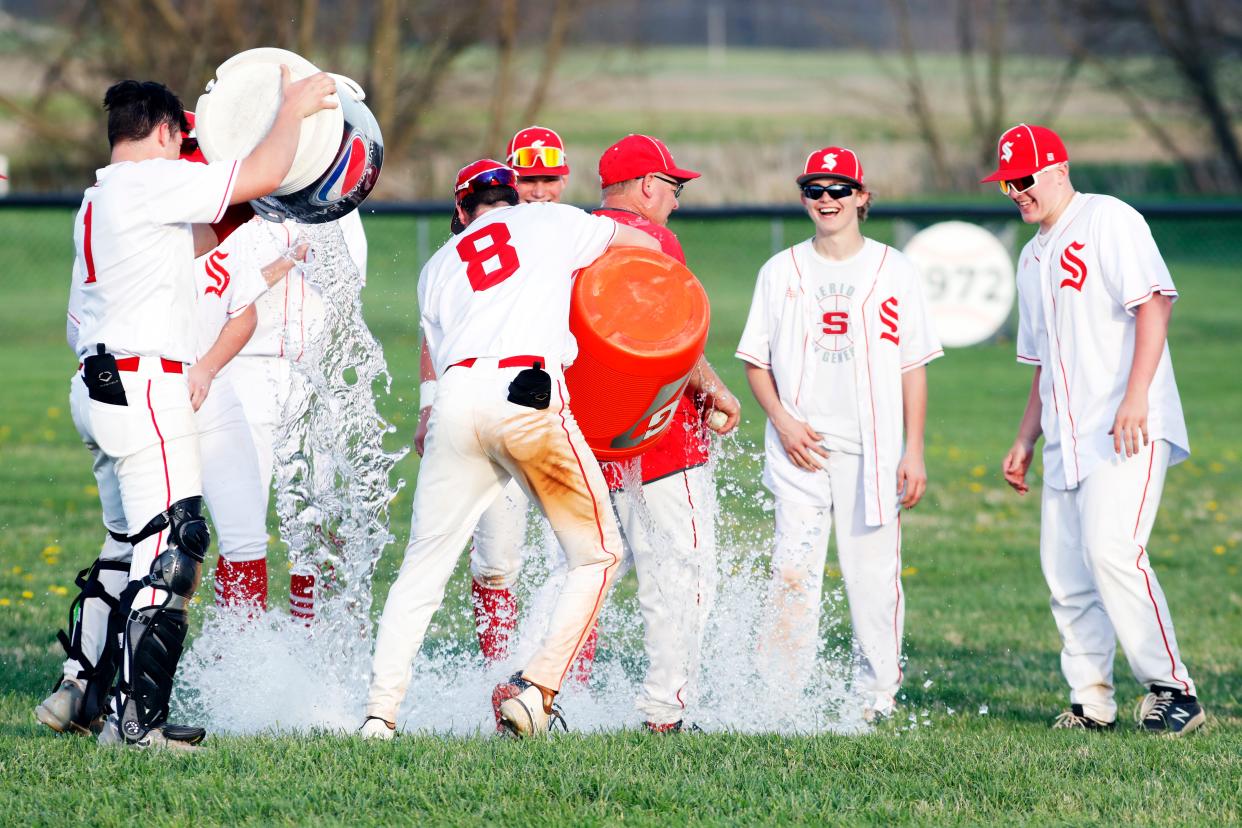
{"left": 34, "top": 678, "right": 90, "bottom": 735}
{"left": 97, "top": 715, "right": 206, "bottom": 751}
{"left": 643, "top": 719, "right": 702, "bottom": 734}
{"left": 494, "top": 673, "right": 566, "bottom": 738}
{"left": 1052, "top": 704, "right": 1116, "bottom": 730}
{"left": 359, "top": 716, "right": 396, "bottom": 740}
{"left": 863, "top": 694, "right": 897, "bottom": 724}
{"left": 1136, "top": 686, "right": 1205, "bottom": 736}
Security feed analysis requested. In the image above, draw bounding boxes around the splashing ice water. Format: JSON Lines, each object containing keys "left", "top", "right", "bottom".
{"left": 175, "top": 228, "right": 895, "bottom": 736}
{"left": 175, "top": 219, "right": 406, "bottom": 731}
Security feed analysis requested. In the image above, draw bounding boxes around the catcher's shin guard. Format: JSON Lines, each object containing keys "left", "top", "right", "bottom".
{"left": 53, "top": 553, "right": 129, "bottom": 731}
{"left": 114, "top": 497, "right": 210, "bottom": 743}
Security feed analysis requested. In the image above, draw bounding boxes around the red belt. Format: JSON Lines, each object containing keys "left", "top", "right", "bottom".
{"left": 78, "top": 356, "right": 185, "bottom": 374}
{"left": 450, "top": 355, "right": 545, "bottom": 370}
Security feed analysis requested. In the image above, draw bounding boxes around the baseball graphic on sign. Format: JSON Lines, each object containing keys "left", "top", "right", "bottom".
{"left": 904, "top": 221, "right": 1015, "bottom": 348}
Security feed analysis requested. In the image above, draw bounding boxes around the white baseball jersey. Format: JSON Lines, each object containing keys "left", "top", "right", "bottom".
{"left": 238, "top": 213, "right": 367, "bottom": 359}
{"left": 1014, "top": 192, "right": 1189, "bottom": 490}
{"left": 736, "top": 238, "right": 943, "bottom": 526}
{"left": 801, "top": 246, "right": 864, "bottom": 453}
{"left": 418, "top": 202, "right": 617, "bottom": 376}
{"left": 193, "top": 229, "right": 268, "bottom": 360}
{"left": 71, "top": 158, "right": 240, "bottom": 363}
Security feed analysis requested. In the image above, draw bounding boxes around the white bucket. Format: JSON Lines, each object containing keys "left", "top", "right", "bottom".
{"left": 196, "top": 48, "right": 352, "bottom": 196}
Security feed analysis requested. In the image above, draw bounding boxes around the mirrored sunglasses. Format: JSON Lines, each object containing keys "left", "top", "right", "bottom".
{"left": 456, "top": 168, "right": 517, "bottom": 199}
{"left": 998, "top": 165, "right": 1057, "bottom": 196}
{"left": 801, "top": 182, "right": 858, "bottom": 201}
{"left": 508, "top": 146, "right": 564, "bottom": 169}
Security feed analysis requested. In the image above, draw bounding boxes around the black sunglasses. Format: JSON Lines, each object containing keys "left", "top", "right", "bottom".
{"left": 652, "top": 174, "right": 685, "bottom": 198}
{"left": 801, "top": 182, "right": 858, "bottom": 201}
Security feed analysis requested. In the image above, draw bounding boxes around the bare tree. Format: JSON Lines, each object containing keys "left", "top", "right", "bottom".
{"left": 1053, "top": 0, "right": 1242, "bottom": 191}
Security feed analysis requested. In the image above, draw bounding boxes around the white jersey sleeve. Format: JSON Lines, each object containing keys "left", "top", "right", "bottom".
{"left": 549, "top": 203, "right": 617, "bottom": 270}
{"left": 735, "top": 256, "right": 777, "bottom": 369}
{"left": 892, "top": 251, "right": 944, "bottom": 372}
{"left": 141, "top": 158, "right": 240, "bottom": 225}
{"left": 1014, "top": 241, "right": 1041, "bottom": 365}
{"left": 1096, "top": 198, "right": 1178, "bottom": 313}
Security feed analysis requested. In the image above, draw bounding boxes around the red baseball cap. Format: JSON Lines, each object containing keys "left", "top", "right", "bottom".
{"left": 453, "top": 158, "right": 517, "bottom": 202}
{"left": 506, "top": 125, "right": 569, "bottom": 176}
{"left": 981, "top": 124, "right": 1068, "bottom": 182}
{"left": 598, "top": 134, "right": 700, "bottom": 188}
{"left": 798, "top": 147, "right": 863, "bottom": 186}
{"left": 180, "top": 111, "right": 207, "bottom": 164}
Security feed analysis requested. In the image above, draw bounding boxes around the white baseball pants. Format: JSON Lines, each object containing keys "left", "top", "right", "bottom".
{"left": 366, "top": 362, "right": 622, "bottom": 723}
{"left": 469, "top": 479, "right": 529, "bottom": 590}
{"left": 1040, "top": 439, "right": 1195, "bottom": 722}
{"left": 196, "top": 373, "right": 268, "bottom": 563}
{"left": 613, "top": 466, "right": 718, "bottom": 726}
{"left": 69, "top": 364, "right": 202, "bottom": 614}
{"left": 61, "top": 391, "right": 132, "bottom": 681}
{"left": 228, "top": 355, "right": 290, "bottom": 493}
{"left": 763, "top": 450, "right": 904, "bottom": 710}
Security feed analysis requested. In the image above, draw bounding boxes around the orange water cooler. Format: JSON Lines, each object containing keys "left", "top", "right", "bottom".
{"left": 565, "top": 247, "right": 710, "bottom": 461}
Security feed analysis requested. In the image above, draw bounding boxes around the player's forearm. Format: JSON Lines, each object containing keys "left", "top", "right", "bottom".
{"left": 231, "top": 109, "right": 303, "bottom": 204}
{"left": 1124, "top": 294, "right": 1172, "bottom": 401}
{"left": 197, "top": 306, "right": 258, "bottom": 376}
{"left": 745, "top": 364, "right": 788, "bottom": 425}
{"left": 261, "top": 256, "right": 297, "bottom": 288}
{"left": 687, "top": 354, "right": 726, "bottom": 397}
{"left": 609, "top": 223, "right": 661, "bottom": 252}
{"left": 419, "top": 338, "right": 436, "bottom": 382}
{"left": 900, "top": 366, "right": 927, "bottom": 452}
{"left": 1016, "top": 368, "right": 1044, "bottom": 448}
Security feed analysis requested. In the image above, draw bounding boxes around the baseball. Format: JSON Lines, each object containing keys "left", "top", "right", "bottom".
{"left": 708, "top": 410, "right": 728, "bottom": 430}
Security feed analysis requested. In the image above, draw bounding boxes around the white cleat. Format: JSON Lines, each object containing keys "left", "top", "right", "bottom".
{"left": 359, "top": 716, "right": 396, "bottom": 740}
{"left": 863, "top": 694, "right": 896, "bottom": 724}
{"left": 97, "top": 716, "right": 205, "bottom": 751}
{"left": 497, "top": 685, "right": 562, "bottom": 738}
{"left": 34, "top": 679, "right": 87, "bottom": 734}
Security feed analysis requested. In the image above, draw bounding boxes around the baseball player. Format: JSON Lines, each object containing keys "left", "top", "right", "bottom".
{"left": 226, "top": 210, "right": 367, "bottom": 620}
{"left": 49, "top": 71, "right": 337, "bottom": 750}
{"left": 593, "top": 134, "right": 741, "bottom": 733}
{"left": 360, "top": 160, "right": 661, "bottom": 739}
{"left": 736, "top": 147, "right": 942, "bottom": 723}
{"left": 426, "top": 125, "right": 590, "bottom": 667}
{"left": 985, "top": 124, "right": 1204, "bottom": 735}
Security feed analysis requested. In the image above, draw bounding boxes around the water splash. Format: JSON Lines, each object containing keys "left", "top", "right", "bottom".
{"left": 175, "top": 219, "right": 406, "bottom": 726}
{"left": 175, "top": 226, "right": 898, "bottom": 734}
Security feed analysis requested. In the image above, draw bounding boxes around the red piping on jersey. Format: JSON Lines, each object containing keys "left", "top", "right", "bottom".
{"left": 212, "top": 161, "right": 240, "bottom": 224}
{"left": 1124, "top": 285, "right": 1174, "bottom": 308}
{"left": 735, "top": 349, "right": 771, "bottom": 368}
{"left": 1043, "top": 198, "right": 1092, "bottom": 485}
{"left": 893, "top": 513, "right": 904, "bottom": 683}
{"left": 901, "top": 348, "right": 943, "bottom": 371}
{"left": 788, "top": 247, "right": 809, "bottom": 406}
{"left": 1131, "top": 445, "right": 1189, "bottom": 691}
{"left": 296, "top": 276, "right": 306, "bottom": 362}
{"left": 858, "top": 247, "right": 887, "bottom": 524}
{"left": 144, "top": 380, "right": 173, "bottom": 608}
{"left": 554, "top": 378, "right": 618, "bottom": 688}
{"left": 1017, "top": 353, "right": 1040, "bottom": 364}
{"left": 83, "top": 202, "right": 97, "bottom": 283}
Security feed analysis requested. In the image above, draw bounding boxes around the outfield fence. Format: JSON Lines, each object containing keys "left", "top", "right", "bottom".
{"left": 2, "top": 195, "right": 1238, "bottom": 272}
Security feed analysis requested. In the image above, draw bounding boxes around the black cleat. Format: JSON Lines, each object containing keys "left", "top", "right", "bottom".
{"left": 1136, "top": 686, "right": 1205, "bottom": 736}
{"left": 1052, "top": 704, "right": 1116, "bottom": 731}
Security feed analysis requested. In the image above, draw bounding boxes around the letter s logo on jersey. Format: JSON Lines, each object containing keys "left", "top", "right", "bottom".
{"left": 822, "top": 310, "right": 848, "bottom": 336}
{"left": 879, "top": 296, "right": 899, "bottom": 345}
{"left": 204, "top": 250, "right": 230, "bottom": 297}
{"left": 1059, "top": 241, "right": 1088, "bottom": 291}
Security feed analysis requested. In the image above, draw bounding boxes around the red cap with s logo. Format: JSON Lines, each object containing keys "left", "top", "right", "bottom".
{"left": 982, "top": 123, "right": 1068, "bottom": 182}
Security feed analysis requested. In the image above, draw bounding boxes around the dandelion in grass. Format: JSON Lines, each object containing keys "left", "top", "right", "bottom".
{"left": 1213, "top": 545, "right": 1225, "bottom": 555}
{"left": 902, "top": 566, "right": 918, "bottom": 577}
{"left": 0, "top": 598, "right": 10, "bottom": 607}
{"left": 968, "top": 482, "right": 983, "bottom": 493}
{"left": 970, "top": 464, "right": 986, "bottom": 478}
{"left": 21, "top": 590, "right": 34, "bottom": 600}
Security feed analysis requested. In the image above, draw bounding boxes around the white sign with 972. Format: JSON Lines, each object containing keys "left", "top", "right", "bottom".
{"left": 903, "top": 221, "right": 1014, "bottom": 348}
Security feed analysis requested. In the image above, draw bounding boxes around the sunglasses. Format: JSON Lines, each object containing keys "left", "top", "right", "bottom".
{"left": 801, "top": 182, "right": 858, "bottom": 201}
{"left": 998, "top": 165, "right": 1059, "bottom": 196}
{"left": 456, "top": 167, "right": 517, "bottom": 199}
{"left": 508, "top": 145, "right": 564, "bottom": 169}
{"left": 653, "top": 174, "right": 684, "bottom": 198}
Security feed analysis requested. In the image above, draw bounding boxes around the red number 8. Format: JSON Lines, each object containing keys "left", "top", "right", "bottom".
{"left": 456, "top": 223, "right": 520, "bottom": 291}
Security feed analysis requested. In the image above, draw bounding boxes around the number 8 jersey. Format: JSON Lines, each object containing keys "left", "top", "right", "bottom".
{"left": 418, "top": 202, "right": 618, "bottom": 375}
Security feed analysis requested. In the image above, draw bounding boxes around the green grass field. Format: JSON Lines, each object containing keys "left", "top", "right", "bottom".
{"left": 0, "top": 208, "right": 1239, "bottom": 825}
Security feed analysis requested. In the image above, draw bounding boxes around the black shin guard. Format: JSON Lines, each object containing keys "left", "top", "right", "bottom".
{"left": 114, "top": 497, "right": 209, "bottom": 743}
{"left": 55, "top": 558, "right": 129, "bottom": 729}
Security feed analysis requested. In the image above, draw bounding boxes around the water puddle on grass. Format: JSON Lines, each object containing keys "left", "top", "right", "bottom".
{"left": 173, "top": 225, "right": 880, "bottom": 737}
